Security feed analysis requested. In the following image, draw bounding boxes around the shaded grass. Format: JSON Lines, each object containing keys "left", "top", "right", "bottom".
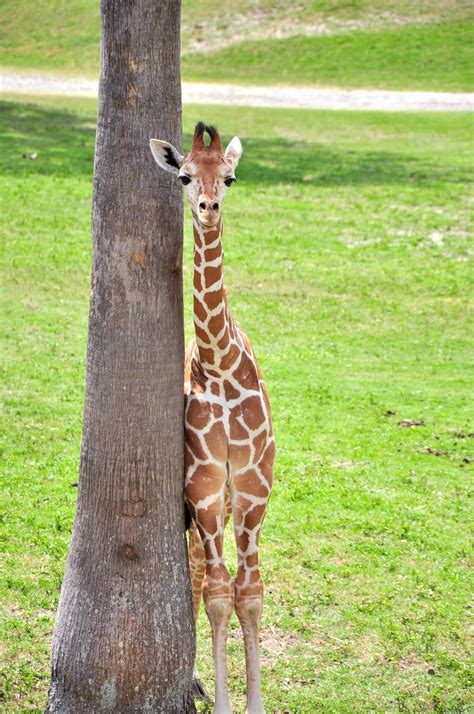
{"left": 1, "top": 97, "right": 473, "bottom": 711}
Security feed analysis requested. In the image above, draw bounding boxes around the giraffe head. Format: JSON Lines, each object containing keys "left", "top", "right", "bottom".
{"left": 150, "top": 122, "right": 242, "bottom": 228}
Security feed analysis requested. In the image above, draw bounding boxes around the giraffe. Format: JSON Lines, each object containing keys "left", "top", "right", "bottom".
{"left": 150, "top": 123, "right": 275, "bottom": 714}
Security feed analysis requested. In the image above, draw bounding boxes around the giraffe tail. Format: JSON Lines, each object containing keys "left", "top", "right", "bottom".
{"left": 191, "top": 667, "right": 210, "bottom": 700}
{"left": 184, "top": 501, "right": 192, "bottom": 530}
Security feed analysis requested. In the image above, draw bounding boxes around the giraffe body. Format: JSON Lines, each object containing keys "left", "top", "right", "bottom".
{"left": 151, "top": 124, "right": 274, "bottom": 714}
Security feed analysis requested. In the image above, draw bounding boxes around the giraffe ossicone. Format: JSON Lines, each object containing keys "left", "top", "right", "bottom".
{"left": 151, "top": 123, "right": 275, "bottom": 714}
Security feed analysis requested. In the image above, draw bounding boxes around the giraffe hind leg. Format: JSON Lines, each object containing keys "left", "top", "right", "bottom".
{"left": 189, "top": 519, "right": 206, "bottom": 622}
{"left": 188, "top": 520, "right": 210, "bottom": 701}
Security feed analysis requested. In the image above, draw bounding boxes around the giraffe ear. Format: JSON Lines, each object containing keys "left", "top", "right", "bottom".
{"left": 150, "top": 139, "right": 184, "bottom": 174}
{"left": 224, "top": 136, "right": 242, "bottom": 170}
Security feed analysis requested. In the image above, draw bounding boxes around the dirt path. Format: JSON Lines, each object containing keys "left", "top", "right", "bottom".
{"left": 1, "top": 72, "right": 473, "bottom": 112}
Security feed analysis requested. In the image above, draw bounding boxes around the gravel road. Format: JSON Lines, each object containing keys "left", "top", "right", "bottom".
{"left": 1, "top": 72, "right": 473, "bottom": 112}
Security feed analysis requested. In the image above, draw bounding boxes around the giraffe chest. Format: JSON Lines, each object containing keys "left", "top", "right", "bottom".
{"left": 184, "top": 369, "right": 272, "bottom": 474}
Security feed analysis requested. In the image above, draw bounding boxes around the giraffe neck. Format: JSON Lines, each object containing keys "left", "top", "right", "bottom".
{"left": 192, "top": 215, "right": 237, "bottom": 374}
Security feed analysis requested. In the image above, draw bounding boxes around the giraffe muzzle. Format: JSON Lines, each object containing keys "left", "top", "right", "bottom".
{"left": 198, "top": 196, "right": 221, "bottom": 227}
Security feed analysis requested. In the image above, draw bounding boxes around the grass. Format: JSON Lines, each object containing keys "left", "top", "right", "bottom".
{"left": 182, "top": 21, "right": 474, "bottom": 91}
{"left": 1, "top": 1, "right": 473, "bottom": 90}
{"left": 1, "top": 95, "right": 474, "bottom": 712}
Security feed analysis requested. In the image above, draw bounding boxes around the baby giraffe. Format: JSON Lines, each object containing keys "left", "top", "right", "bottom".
{"left": 150, "top": 124, "right": 275, "bottom": 713}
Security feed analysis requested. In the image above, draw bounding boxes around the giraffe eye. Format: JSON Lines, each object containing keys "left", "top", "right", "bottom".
{"left": 179, "top": 175, "right": 191, "bottom": 185}
{"left": 224, "top": 177, "right": 236, "bottom": 187}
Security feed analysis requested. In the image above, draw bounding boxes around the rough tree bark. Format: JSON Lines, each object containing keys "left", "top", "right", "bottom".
{"left": 46, "top": 1, "right": 196, "bottom": 711}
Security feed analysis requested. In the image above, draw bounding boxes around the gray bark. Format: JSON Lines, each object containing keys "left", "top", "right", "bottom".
{"left": 46, "top": 1, "right": 196, "bottom": 711}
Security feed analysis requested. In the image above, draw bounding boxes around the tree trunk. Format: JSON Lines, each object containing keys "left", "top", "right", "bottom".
{"left": 46, "top": 1, "right": 196, "bottom": 711}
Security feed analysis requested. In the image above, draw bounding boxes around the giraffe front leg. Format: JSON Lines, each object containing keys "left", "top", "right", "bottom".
{"left": 204, "top": 579, "right": 234, "bottom": 714}
{"left": 233, "top": 543, "right": 265, "bottom": 713}
{"left": 186, "top": 463, "right": 234, "bottom": 713}
{"left": 232, "top": 460, "right": 273, "bottom": 714}
{"left": 234, "top": 585, "right": 264, "bottom": 714}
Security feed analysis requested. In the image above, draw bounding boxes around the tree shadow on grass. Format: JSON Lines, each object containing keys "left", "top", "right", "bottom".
{"left": 0, "top": 100, "right": 96, "bottom": 179}
{"left": 1, "top": 100, "right": 472, "bottom": 188}
{"left": 227, "top": 136, "right": 474, "bottom": 188}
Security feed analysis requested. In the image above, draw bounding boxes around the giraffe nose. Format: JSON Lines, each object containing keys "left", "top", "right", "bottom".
{"left": 198, "top": 196, "right": 219, "bottom": 213}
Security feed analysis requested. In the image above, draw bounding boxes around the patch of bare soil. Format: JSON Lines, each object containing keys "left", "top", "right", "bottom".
{"left": 397, "top": 419, "right": 425, "bottom": 427}
{"left": 182, "top": 11, "right": 438, "bottom": 55}
{"left": 259, "top": 624, "right": 302, "bottom": 665}
{"left": 226, "top": 623, "right": 303, "bottom": 666}
{"left": 398, "top": 654, "right": 436, "bottom": 675}
{"left": 422, "top": 447, "right": 449, "bottom": 456}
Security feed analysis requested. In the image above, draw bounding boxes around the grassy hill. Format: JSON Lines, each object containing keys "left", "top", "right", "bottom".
{"left": 1, "top": 0, "right": 473, "bottom": 90}
{"left": 182, "top": 21, "right": 473, "bottom": 91}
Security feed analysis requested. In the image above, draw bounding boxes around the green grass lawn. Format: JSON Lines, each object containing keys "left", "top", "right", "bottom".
{"left": 1, "top": 1, "right": 473, "bottom": 90}
{"left": 1, "top": 96, "right": 473, "bottom": 712}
